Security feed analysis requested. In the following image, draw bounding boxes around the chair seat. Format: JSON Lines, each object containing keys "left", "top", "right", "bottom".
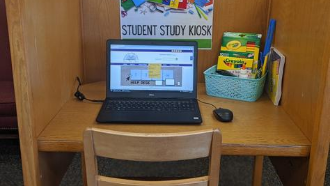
{"left": 0, "top": 81, "right": 16, "bottom": 116}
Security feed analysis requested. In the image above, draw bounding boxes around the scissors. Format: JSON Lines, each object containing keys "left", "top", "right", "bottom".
{"left": 148, "top": 3, "right": 164, "bottom": 13}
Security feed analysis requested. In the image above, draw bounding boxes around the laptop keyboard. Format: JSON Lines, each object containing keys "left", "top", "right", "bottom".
{"left": 105, "top": 99, "right": 196, "bottom": 112}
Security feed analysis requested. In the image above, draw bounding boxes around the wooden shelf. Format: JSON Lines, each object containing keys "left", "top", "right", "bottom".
{"left": 38, "top": 82, "right": 311, "bottom": 156}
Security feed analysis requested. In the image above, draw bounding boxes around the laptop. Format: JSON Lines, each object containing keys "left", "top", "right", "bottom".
{"left": 96, "top": 39, "right": 202, "bottom": 124}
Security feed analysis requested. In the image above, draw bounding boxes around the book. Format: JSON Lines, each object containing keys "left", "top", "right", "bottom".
{"left": 162, "top": 0, "right": 171, "bottom": 5}
{"left": 205, "top": 0, "right": 213, "bottom": 6}
{"left": 148, "top": 0, "right": 163, "bottom": 3}
{"left": 121, "top": 0, "right": 135, "bottom": 11}
{"left": 132, "top": 0, "right": 146, "bottom": 7}
{"left": 169, "top": 0, "right": 180, "bottom": 8}
{"left": 178, "top": 0, "right": 188, "bottom": 9}
{"left": 266, "top": 47, "right": 286, "bottom": 106}
{"left": 195, "top": 0, "right": 208, "bottom": 7}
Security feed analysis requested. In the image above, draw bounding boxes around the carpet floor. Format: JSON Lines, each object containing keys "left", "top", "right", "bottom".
{"left": 0, "top": 139, "right": 329, "bottom": 186}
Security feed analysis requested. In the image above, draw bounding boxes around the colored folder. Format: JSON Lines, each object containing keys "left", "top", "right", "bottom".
{"left": 162, "top": 0, "right": 170, "bottom": 5}
{"left": 169, "top": 0, "right": 179, "bottom": 8}
{"left": 205, "top": 0, "right": 213, "bottom": 6}
{"left": 148, "top": 0, "right": 163, "bottom": 3}
{"left": 178, "top": 0, "right": 188, "bottom": 9}
{"left": 121, "top": 0, "right": 135, "bottom": 11}
{"left": 132, "top": 0, "right": 146, "bottom": 7}
{"left": 194, "top": 0, "right": 207, "bottom": 7}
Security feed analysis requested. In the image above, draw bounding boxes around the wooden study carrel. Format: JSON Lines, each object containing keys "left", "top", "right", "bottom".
{"left": 5, "top": 0, "right": 330, "bottom": 185}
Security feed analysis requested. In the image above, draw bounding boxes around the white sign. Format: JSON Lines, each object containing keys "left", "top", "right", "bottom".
{"left": 120, "top": 0, "right": 214, "bottom": 49}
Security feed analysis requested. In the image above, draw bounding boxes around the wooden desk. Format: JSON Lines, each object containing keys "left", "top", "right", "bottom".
{"left": 37, "top": 82, "right": 311, "bottom": 185}
{"left": 38, "top": 81, "right": 310, "bottom": 155}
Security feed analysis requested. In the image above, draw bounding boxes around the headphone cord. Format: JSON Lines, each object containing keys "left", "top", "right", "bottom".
{"left": 74, "top": 77, "right": 104, "bottom": 103}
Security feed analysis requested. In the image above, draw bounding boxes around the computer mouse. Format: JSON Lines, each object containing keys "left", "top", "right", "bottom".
{"left": 213, "top": 108, "right": 233, "bottom": 122}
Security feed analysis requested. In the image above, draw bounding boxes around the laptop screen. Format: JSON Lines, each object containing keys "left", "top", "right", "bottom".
{"left": 109, "top": 42, "right": 195, "bottom": 94}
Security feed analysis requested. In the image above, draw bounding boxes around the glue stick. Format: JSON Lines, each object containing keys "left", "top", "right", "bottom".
{"left": 239, "top": 63, "right": 249, "bottom": 79}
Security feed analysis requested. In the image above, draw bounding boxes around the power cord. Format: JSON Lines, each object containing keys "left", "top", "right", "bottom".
{"left": 74, "top": 77, "right": 104, "bottom": 103}
{"left": 74, "top": 77, "right": 218, "bottom": 106}
{"left": 197, "top": 99, "right": 217, "bottom": 109}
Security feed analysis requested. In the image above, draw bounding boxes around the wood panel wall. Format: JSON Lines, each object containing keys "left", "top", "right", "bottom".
{"left": 82, "top": 0, "right": 270, "bottom": 83}
{"left": 307, "top": 9, "right": 330, "bottom": 185}
{"left": 269, "top": 0, "right": 330, "bottom": 141}
{"left": 270, "top": 0, "right": 330, "bottom": 185}
{"left": 308, "top": 59, "right": 330, "bottom": 185}
{"left": 24, "top": 0, "right": 83, "bottom": 136}
{"left": 5, "top": 0, "right": 83, "bottom": 185}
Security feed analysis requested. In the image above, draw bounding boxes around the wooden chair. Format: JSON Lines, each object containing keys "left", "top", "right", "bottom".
{"left": 83, "top": 128, "right": 222, "bottom": 186}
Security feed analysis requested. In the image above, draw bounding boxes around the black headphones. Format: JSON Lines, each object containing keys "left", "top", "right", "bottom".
{"left": 74, "top": 77, "right": 103, "bottom": 103}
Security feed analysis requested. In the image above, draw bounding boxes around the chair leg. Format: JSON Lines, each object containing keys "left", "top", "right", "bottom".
{"left": 81, "top": 152, "right": 88, "bottom": 186}
{"left": 252, "top": 156, "right": 264, "bottom": 186}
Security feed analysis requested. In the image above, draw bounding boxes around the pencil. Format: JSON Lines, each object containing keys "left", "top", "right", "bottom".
{"left": 196, "top": 5, "right": 208, "bottom": 20}
{"left": 194, "top": 4, "right": 201, "bottom": 18}
{"left": 262, "top": 55, "right": 268, "bottom": 76}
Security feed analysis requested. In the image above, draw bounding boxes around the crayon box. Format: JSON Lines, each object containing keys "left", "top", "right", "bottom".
{"left": 217, "top": 51, "right": 254, "bottom": 76}
{"left": 220, "top": 32, "right": 262, "bottom": 70}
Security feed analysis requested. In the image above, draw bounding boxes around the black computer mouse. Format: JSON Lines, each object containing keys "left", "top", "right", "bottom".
{"left": 213, "top": 108, "right": 233, "bottom": 122}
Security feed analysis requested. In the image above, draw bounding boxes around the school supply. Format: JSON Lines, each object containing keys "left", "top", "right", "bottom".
{"left": 148, "top": 3, "right": 165, "bottom": 13}
{"left": 195, "top": 5, "right": 208, "bottom": 20}
{"left": 216, "top": 70, "right": 236, "bottom": 77}
{"left": 262, "top": 19, "right": 276, "bottom": 65}
{"left": 169, "top": 0, "right": 180, "bottom": 8}
{"left": 170, "top": 9, "right": 187, "bottom": 13}
{"left": 217, "top": 51, "right": 254, "bottom": 77}
{"left": 132, "top": 0, "right": 146, "bottom": 7}
{"left": 220, "top": 32, "right": 262, "bottom": 72}
{"left": 204, "top": 66, "right": 266, "bottom": 102}
{"left": 178, "top": 0, "right": 188, "bottom": 9}
{"left": 162, "top": 0, "right": 171, "bottom": 5}
{"left": 194, "top": 0, "right": 208, "bottom": 7}
{"left": 121, "top": 0, "right": 135, "bottom": 11}
{"left": 148, "top": 0, "right": 163, "bottom": 3}
{"left": 261, "top": 54, "right": 269, "bottom": 76}
{"left": 238, "top": 64, "right": 249, "bottom": 79}
{"left": 194, "top": 4, "right": 201, "bottom": 18}
{"left": 199, "top": 5, "right": 212, "bottom": 15}
{"left": 266, "top": 47, "right": 285, "bottom": 106}
{"left": 204, "top": 0, "right": 213, "bottom": 6}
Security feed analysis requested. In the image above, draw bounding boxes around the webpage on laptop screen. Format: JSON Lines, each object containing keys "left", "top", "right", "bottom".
{"left": 110, "top": 44, "right": 194, "bottom": 93}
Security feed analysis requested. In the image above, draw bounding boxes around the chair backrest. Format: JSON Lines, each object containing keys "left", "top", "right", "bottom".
{"left": 83, "top": 128, "right": 222, "bottom": 186}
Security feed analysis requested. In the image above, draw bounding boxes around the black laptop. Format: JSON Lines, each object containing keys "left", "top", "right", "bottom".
{"left": 96, "top": 39, "right": 202, "bottom": 124}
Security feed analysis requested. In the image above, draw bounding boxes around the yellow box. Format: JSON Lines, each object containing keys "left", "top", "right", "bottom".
{"left": 217, "top": 56, "right": 253, "bottom": 76}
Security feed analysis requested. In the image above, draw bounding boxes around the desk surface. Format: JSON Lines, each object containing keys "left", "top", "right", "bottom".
{"left": 38, "top": 82, "right": 311, "bottom": 156}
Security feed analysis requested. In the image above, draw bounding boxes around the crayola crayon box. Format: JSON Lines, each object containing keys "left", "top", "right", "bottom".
{"left": 219, "top": 32, "right": 262, "bottom": 72}
{"left": 217, "top": 51, "right": 254, "bottom": 76}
